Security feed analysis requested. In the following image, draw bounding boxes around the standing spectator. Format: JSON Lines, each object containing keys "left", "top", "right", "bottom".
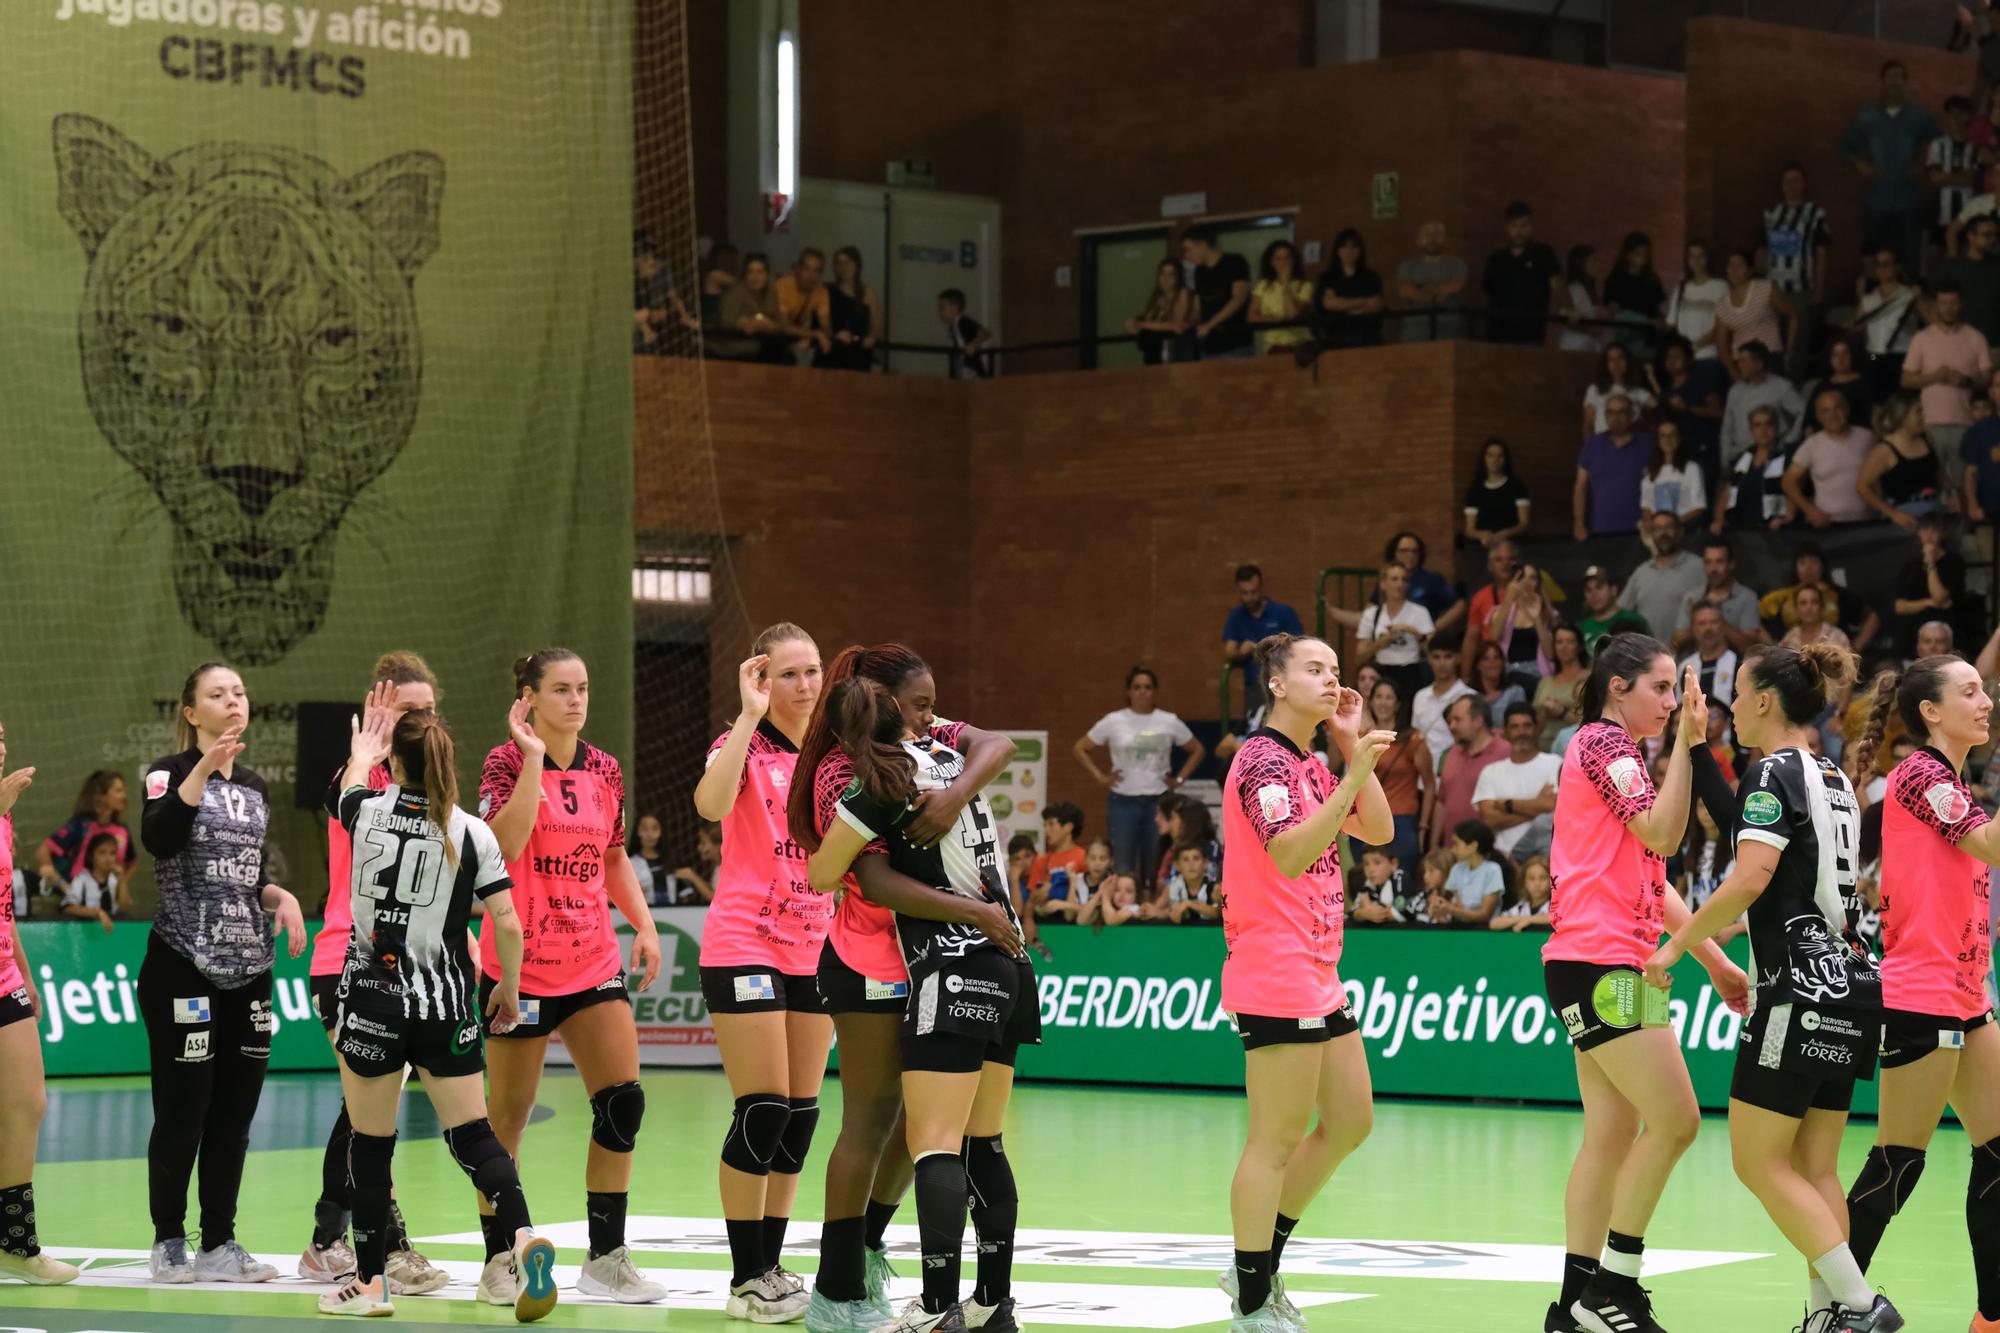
{"left": 1941, "top": 211, "right": 2000, "bottom": 346}
{"left": 1433, "top": 821, "right": 1506, "bottom": 926}
{"left": 37, "top": 770, "right": 137, "bottom": 891}
{"left": 710, "top": 252, "right": 789, "bottom": 363}
{"left": 1460, "top": 540, "right": 1519, "bottom": 672}
{"left": 1395, "top": 219, "right": 1468, "bottom": 341}
{"left": 1533, "top": 623, "right": 1590, "bottom": 750}
{"left": 1482, "top": 200, "right": 1565, "bottom": 345}
{"left": 1960, "top": 366, "right": 2000, "bottom": 519}
{"left": 1673, "top": 536, "right": 1765, "bottom": 654}
{"left": 1473, "top": 703, "right": 1563, "bottom": 859}
{"left": 1127, "top": 257, "right": 1197, "bottom": 365}
{"left": 1857, "top": 392, "right": 1944, "bottom": 525}
{"left": 1384, "top": 530, "right": 1464, "bottom": 633}
{"left": 1073, "top": 668, "right": 1205, "bottom": 884}
{"left": 1431, "top": 694, "right": 1509, "bottom": 851}
{"left": 1841, "top": 60, "right": 1941, "bottom": 279}
{"left": 1575, "top": 566, "right": 1649, "bottom": 652}
{"left": 1715, "top": 406, "right": 1794, "bottom": 531}
{"left": 1804, "top": 334, "right": 1878, "bottom": 432}
{"left": 698, "top": 242, "right": 739, "bottom": 329}
{"left": 1354, "top": 563, "right": 1434, "bottom": 699}
{"left": 1621, "top": 511, "right": 1706, "bottom": 634}
{"left": 1665, "top": 240, "right": 1729, "bottom": 360}
{"left": 1557, "top": 244, "right": 1603, "bottom": 354}
{"left": 937, "top": 288, "right": 992, "bottom": 379}
{"left": 821, "top": 245, "right": 881, "bottom": 372}
{"left": 1719, "top": 340, "right": 1805, "bottom": 468}
{"left": 1462, "top": 436, "right": 1532, "bottom": 549}
{"left": 1639, "top": 420, "right": 1710, "bottom": 529}
{"left": 1182, "top": 227, "right": 1252, "bottom": 358}
{"left": 1356, "top": 678, "right": 1432, "bottom": 871}
{"left": 1486, "top": 560, "right": 1556, "bottom": 696}
{"left": 1930, "top": 95, "right": 1982, "bottom": 252}
{"left": 1756, "top": 164, "right": 1833, "bottom": 376}
{"left": 1469, "top": 641, "right": 1526, "bottom": 728}
{"left": 1716, "top": 251, "right": 1798, "bottom": 375}
{"left": 1413, "top": 635, "right": 1477, "bottom": 759}
{"left": 1851, "top": 248, "right": 1920, "bottom": 368}
{"left": 1781, "top": 583, "right": 1854, "bottom": 653}
{"left": 1653, "top": 337, "right": 1728, "bottom": 488}
{"left": 1899, "top": 279, "right": 1990, "bottom": 477}
{"left": 1784, "top": 389, "right": 1878, "bottom": 526}
{"left": 1892, "top": 513, "right": 1969, "bottom": 656}
{"left": 1315, "top": 228, "right": 1386, "bottom": 348}
{"left": 1247, "top": 239, "right": 1313, "bottom": 356}
{"left": 1572, "top": 395, "right": 1653, "bottom": 539}
{"left": 1582, "top": 343, "right": 1656, "bottom": 436}
{"left": 774, "top": 247, "right": 833, "bottom": 362}
{"left": 1601, "top": 230, "right": 1667, "bottom": 359}
{"left": 1221, "top": 563, "right": 1304, "bottom": 714}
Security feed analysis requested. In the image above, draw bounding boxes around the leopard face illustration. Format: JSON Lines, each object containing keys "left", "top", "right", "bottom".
{"left": 54, "top": 113, "right": 443, "bottom": 663}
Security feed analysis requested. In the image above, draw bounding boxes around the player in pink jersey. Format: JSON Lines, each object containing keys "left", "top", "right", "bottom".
{"left": 1542, "top": 634, "right": 1748, "bottom": 1333}
{"left": 786, "top": 642, "right": 1017, "bottom": 1333}
{"left": 298, "top": 650, "right": 449, "bottom": 1296}
{"left": 1842, "top": 655, "right": 2000, "bottom": 1332}
{"left": 476, "top": 648, "right": 667, "bottom": 1309}
{"left": 0, "top": 722, "right": 77, "bottom": 1286}
{"left": 1217, "top": 634, "right": 1395, "bottom": 1333}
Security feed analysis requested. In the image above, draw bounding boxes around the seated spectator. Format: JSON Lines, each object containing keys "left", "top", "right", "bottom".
{"left": 1851, "top": 249, "right": 1920, "bottom": 369}
{"left": 1719, "top": 340, "right": 1805, "bottom": 469}
{"left": 1639, "top": 420, "right": 1709, "bottom": 529}
{"left": 1622, "top": 512, "right": 1705, "bottom": 636}
{"left": 1414, "top": 635, "right": 1478, "bottom": 758}
{"left": 1942, "top": 210, "right": 2000, "bottom": 348}
{"left": 1715, "top": 406, "right": 1794, "bottom": 531}
{"left": 1760, "top": 542, "right": 1844, "bottom": 630}
{"left": 699, "top": 242, "right": 739, "bottom": 328}
{"left": 1077, "top": 871, "right": 1144, "bottom": 928}
{"left": 1348, "top": 845, "right": 1409, "bottom": 924}
{"left": 1007, "top": 834, "right": 1037, "bottom": 917}
{"left": 1074, "top": 836, "right": 1116, "bottom": 908}
{"left": 1127, "top": 257, "right": 1199, "bottom": 365}
{"left": 60, "top": 832, "right": 127, "bottom": 931}
{"left": 1222, "top": 563, "right": 1304, "bottom": 712}
{"left": 1665, "top": 240, "right": 1728, "bottom": 360}
{"left": 1431, "top": 693, "right": 1509, "bottom": 850}
{"left": 1602, "top": 230, "right": 1667, "bottom": 359}
{"left": 1184, "top": 227, "right": 1252, "bottom": 358}
{"left": 1652, "top": 336, "right": 1727, "bottom": 485}
{"left": 1680, "top": 605, "right": 1741, "bottom": 734}
{"left": 1895, "top": 513, "right": 1969, "bottom": 656}
{"left": 1162, "top": 842, "right": 1221, "bottom": 923}
{"left": 1151, "top": 793, "right": 1220, "bottom": 893}
{"left": 1028, "top": 802, "right": 1090, "bottom": 922}
{"left": 1395, "top": 219, "right": 1468, "bottom": 341}
{"left": 1901, "top": 279, "right": 1990, "bottom": 475}
{"left": 1491, "top": 853, "right": 1554, "bottom": 932}
{"left": 1354, "top": 563, "right": 1434, "bottom": 698}
{"left": 1404, "top": 849, "right": 1453, "bottom": 925}
{"left": 1576, "top": 565, "right": 1649, "bottom": 652}
{"left": 1471, "top": 641, "right": 1527, "bottom": 729}
{"left": 821, "top": 245, "right": 881, "bottom": 372}
{"left": 1961, "top": 366, "right": 2000, "bottom": 520}
{"left": 939, "top": 288, "right": 992, "bottom": 379}
{"left": 668, "top": 820, "right": 722, "bottom": 905}
{"left": 1572, "top": 394, "right": 1653, "bottom": 539}
{"left": 1533, "top": 623, "right": 1590, "bottom": 750}
{"left": 711, "top": 252, "right": 790, "bottom": 363}
{"left": 1316, "top": 228, "right": 1386, "bottom": 348}
{"left": 1679, "top": 804, "right": 1745, "bottom": 943}
{"left": 1485, "top": 200, "right": 1566, "bottom": 346}
{"left": 1558, "top": 243, "right": 1603, "bottom": 354}
{"left": 1473, "top": 703, "right": 1562, "bottom": 858}
{"left": 1803, "top": 335, "right": 1877, "bottom": 434}
{"left": 1783, "top": 389, "right": 1877, "bottom": 526}
{"left": 1675, "top": 535, "right": 1765, "bottom": 654}
{"left": 1486, "top": 560, "right": 1556, "bottom": 696}
{"left": 1462, "top": 436, "right": 1531, "bottom": 548}
{"left": 1248, "top": 239, "right": 1313, "bottom": 356}
{"left": 1385, "top": 530, "right": 1464, "bottom": 633}
{"left": 1858, "top": 392, "right": 1944, "bottom": 524}
{"left": 1716, "top": 250, "right": 1797, "bottom": 375}
{"left": 1781, "top": 582, "right": 1854, "bottom": 653}
{"left": 1583, "top": 342, "right": 1656, "bottom": 437}
{"left": 1432, "top": 820, "right": 1505, "bottom": 926}
{"left": 38, "top": 770, "right": 136, "bottom": 892}
{"left": 1358, "top": 678, "right": 1431, "bottom": 870}
{"left": 775, "top": 248, "right": 834, "bottom": 362}
{"left": 633, "top": 231, "right": 695, "bottom": 354}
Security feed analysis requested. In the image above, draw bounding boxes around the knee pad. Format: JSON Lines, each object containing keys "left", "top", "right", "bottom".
{"left": 443, "top": 1117, "right": 519, "bottom": 1200}
{"left": 721, "top": 1094, "right": 791, "bottom": 1176}
{"left": 773, "top": 1096, "right": 819, "bottom": 1175}
{"left": 590, "top": 1081, "right": 645, "bottom": 1153}
{"left": 348, "top": 1131, "right": 397, "bottom": 1192}
{"left": 1850, "top": 1145, "right": 1927, "bottom": 1222}
{"left": 962, "top": 1134, "right": 1018, "bottom": 1214}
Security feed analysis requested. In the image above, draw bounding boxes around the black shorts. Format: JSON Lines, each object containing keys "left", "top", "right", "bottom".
{"left": 700, "top": 964, "right": 824, "bottom": 1015}
{"left": 1730, "top": 1001, "right": 1860, "bottom": 1118}
{"left": 310, "top": 973, "right": 342, "bottom": 1033}
{"left": 1879, "top": 1007, "right": 1997, "bottom": 1069}
{"left": 1546, "top": 961, "right": 1668, "bottom": 1052}
{"left": 331, "top": 990, "right": 485, "bottom": 1080}
{"left": 817, "top": 947, "right": 910, "bottom": 1016}
{"left": 902, "top": 950, "right": 1042, "bottom": 1074}
{"left": 1235, "top": 1007, "right": 1359, "bottom": 1052}
{"left": 0, "top": 984, "right": 34, "bottom": 1030}
{"left": 478, "top": 972, "right": 630, "bottom": 1039}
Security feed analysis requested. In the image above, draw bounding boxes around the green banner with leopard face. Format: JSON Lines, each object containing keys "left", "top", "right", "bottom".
{"left": 0, "top": 2, "right": 633, "bottom": 907}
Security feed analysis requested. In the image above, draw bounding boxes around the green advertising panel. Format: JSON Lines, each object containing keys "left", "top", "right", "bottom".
{"left": 0, "top": 0, "right": 634, "bottom": 909}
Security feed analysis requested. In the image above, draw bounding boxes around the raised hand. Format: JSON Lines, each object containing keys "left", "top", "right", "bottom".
{"left": 507, "top": 696, "right": 546, "bottom": 763}
{"left": 1328, "top": 686, "right": 1367, "bottom": 745}
{"left": 737, "top": 653, "right": 773, "bottom": 722}
{"left": 199, "top": 726, "right": 246, "bottom": 777}
{"left": 1677, "top": 665, "right": 1709, "bottom": 748}
{"left": 0, "top": 765, "right": 33, "bottom": 818}
{"left": 350, "top": 680, "right": 396, "bottom": 768}
{"left": 1344, "top": 728, "right": 1399, "bottom": 785}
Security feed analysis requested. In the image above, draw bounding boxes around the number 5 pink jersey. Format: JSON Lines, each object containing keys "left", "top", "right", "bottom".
{"left": 0, "top": 814, "right": 22, "bottom": 997}
{"left": 1219, "top": 730, "right": 1345, "bottom": 1018}
{"left": 1881, "top": 746, "right": 1994, "bottom": 1019}
{"left": 1545, "top": 720, "right": 1666, "bottom": 969}
{"left": 699, "top": 721, "right": 831, "bottom": 975}
{"left": 477, "top": 739, "right": 625, "bottom": 995}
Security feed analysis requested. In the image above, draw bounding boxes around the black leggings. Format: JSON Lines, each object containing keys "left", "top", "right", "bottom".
{"left": 138, "top": 934, "right": 273, "bottom": 1246}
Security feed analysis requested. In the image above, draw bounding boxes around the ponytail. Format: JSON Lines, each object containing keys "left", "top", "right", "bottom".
{"left": 1853, "top": 654, "right": 1960, "bottom": 777}
{"left": 787, "top": 641, "right": 929, "bottom": 850}
{"left": 1851, "top": 669, "right": 1900, "bottom": 780}
{"left": 1744, "top": 642, "right": 1858, "bottom": 726}
{"left": 392, "top": 709, "right": 460, "bottom": 865}
{"left": 824, "top": 678, "right": 915, "bottom": 809}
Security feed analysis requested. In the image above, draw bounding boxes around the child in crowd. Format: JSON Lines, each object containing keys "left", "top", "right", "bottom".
{"left": 61, "top": 831, "right": 126, "bottom": 932}
{"left": 1007, "top": 833, "right": 1038, "bottom": 924}
{"left": 1411, "top": 849, "right": 1455, "bottom": 926}
{"left": 1433, "top": 820, "right": 1505, "bottom": 926}
{"left": 1077, "top": 836, "right": 1117, "bottom": 907}
{"left": 1492, "top": 853, "right": 1553, "bottom": 931}
{"left": 938, "top": 288, "right": 991, "bottom": 379}
{"left": 1349, "top": 846, "right": 1406, "bottom": 924}
{"left": 1080, "top": 873, "right": 1143, "bottom": 928}
{"left": 1030, "top": 802, "right": 1090, "bottom": 922}
{"left": 1162, "top": 841, "right": 1220, "bottom": 923}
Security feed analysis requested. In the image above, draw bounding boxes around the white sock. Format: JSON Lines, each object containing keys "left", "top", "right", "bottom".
{"left": 1812, "top": 1243, "right": 1872, "bottom": 1312}
{"left": 1808, "top": 1274, "right": 1832, "bottom": 1313}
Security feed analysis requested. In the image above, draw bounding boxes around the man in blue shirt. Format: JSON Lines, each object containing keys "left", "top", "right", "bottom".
{"left": 1841, "top": 60, "right": 1940, "bottom": 283}
{"left": 1222, "top": 564, "right": 1303, "bottom": 721}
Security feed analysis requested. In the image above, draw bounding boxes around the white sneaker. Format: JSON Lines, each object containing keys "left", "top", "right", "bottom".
{"left": 477, "top": 1251, "right": 518, "bottom": 1306}
{"left": 1216, "top": 1270, "right": 1305, "bottom": 1332}
{"left": 317, "top": 1273, "right": 394, "bottom": 1317}
{"left": 513, "top": 1230, "right": 559, "bottom": 1323}
{"left": 776, "top": 1263, "right": 808, "bottom": 1294}
{"left": 963, "top": 1295, "right": 1021, "bottom": 1332}
{"left": 577, "top": 1246, "right": 667, "bottom": 1304}
{"left": 149, "top": 1236, "right": 197, "bottom": 1283}
{"left": 871, "top": 1297, "right": 966, "bottom": 1333}
{"left": 384, "top": 1247, "right": 448, "bottom": 1296}
{"left": 0, "top": 1250, "right": 80, "bottom": 1285}
{"left": 193, "top": 1239, "right": 278, "bottom": 1283}
{"left": 299, "top": 1238, "right": 357, "bottom": 1282}
{"left": 730, "top": 1268, "right": 812, "bottom": 1322}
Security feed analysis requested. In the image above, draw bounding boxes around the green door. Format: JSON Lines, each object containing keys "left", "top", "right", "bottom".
{"left": 1081, "top": 214, "right": 1293, "bottom": 369}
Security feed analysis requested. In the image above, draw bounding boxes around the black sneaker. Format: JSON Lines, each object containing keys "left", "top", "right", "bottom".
{"left": 1827, "top": 1296, "right": 1903, "bottom": 1332}
{"left": 1572, "top": 1272, "right": 1668, "bottom": 1333}
{"left": 1545, "top": 1299, "right": 1588, "bottom": 1332}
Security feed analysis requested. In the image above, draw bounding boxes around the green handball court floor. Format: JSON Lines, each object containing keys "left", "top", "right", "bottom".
{"left": 0, "top": 1068, "right": 1982, "bottom": 1331}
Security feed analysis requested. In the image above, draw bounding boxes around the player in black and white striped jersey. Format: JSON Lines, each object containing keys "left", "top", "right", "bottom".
{"left": 317, "top": 684, "right": 559, "bottom": 1322}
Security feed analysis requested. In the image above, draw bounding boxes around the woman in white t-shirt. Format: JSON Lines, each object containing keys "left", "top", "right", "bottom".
{"left": 1073, "top": 667, "right": 1205, "bottom": 887}
{"left": 1582, "top": 342, "right": 1657, "bottom": 437}
{"left": 1852, "top": 248, "right": 1919, "bottom": 357}
{"left": 1354, "top": 563, "right": 1434, "bottom": 699}
{"left": 1664, "top": 241, "right": 1730, "bottom": 361}
{"left": 1637, "top": 419, "right": 1709, "bottom": 528}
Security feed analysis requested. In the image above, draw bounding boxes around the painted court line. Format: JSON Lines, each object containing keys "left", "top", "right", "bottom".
{"left": 417, "top": 1217, "right": 1769, "bottom": 1283}
{"left": 32, "top": 1248, "right": 1366, "bottom": 1328}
